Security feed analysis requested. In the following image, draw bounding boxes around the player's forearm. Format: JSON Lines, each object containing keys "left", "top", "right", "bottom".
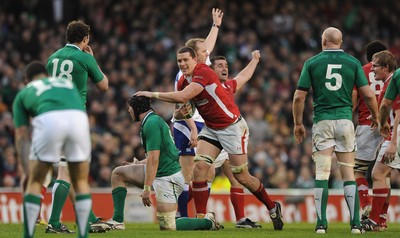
{"left": 379, "top": 102, "right": 391, "bottom": 127}
{"left": 364, "top": 96, "right": 379, "bottom": 121}
{"left": 185, "top": 117, "right": 197, "bottom": 132}
{"left": 235, "top": 59, "right": 259, "bottom": 90}
{"left": 15, "top": 127, "right": 30, "bottom": 172}
{"left": 155, "top": 91, "right": 188, "bottom": 103}
{"left": 144, "top": 155, "right": 159, "bottom": 187}
{"left": 390, "top": 111, "right": 400, "bottom": 145}
{"left": 292, "top": 91, "right": 305, "bottom": 125}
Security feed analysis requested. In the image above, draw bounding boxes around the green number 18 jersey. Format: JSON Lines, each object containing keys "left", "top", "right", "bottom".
{"left": 46, "top": 44, "right": 104, "bottom": 107}
{"left": 297, "top": 49, "right": 368, "bottom": 123}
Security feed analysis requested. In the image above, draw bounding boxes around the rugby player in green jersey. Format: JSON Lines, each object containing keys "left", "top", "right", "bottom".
{"left": 292, "top": 27, "right": 379, "bottom": 234}
{"left": 45, "top": 20, "right": 109, "bottom": 233}
{"left": 104, "top": 95, "right": 221, "bottom": 231}
{"left": 14, "top": 62, "right": 92, "bottom": 238}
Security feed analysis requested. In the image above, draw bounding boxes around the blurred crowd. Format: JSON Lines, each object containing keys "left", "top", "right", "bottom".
{"left": 1, "top": 0, "right": 400, "bottom": 190}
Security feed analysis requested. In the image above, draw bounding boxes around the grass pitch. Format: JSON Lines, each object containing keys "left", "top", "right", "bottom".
{"left": 1, "top": 222, "right": 399, "bottom": 238}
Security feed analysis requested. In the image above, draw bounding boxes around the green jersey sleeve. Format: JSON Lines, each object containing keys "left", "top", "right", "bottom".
{"left": 143, "top": 119, "right": 162, "bottom": 151}
{"left": 85, "top": 54, "right": 104, "bottom": 84}
{"left": 384, "top": 69, "right": 400, "bottom": 100}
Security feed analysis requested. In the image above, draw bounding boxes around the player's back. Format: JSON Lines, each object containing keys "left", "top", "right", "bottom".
{"left": 46, "top": 44, "right": 103, "bottom": 105}
{"left": 13, "top": 77, "right": 84, "bottom": 127}
{"left": 299, "top": 50, "right": 367, "bottom": 122}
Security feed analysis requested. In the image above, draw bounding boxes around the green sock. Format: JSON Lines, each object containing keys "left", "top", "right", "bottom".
{"left": 88, "top": 209, "right": 98, "bottom": 223}
{"left": 343, "top": 180, "right": 360, "bottom": 226}
{"left": 49, "top": 180, "right": 70, "bottom": 229}
{"left": 315, "top": 180, "right": 328, "bottom": 227}
{"left": 24, "top": 194, "right": 42, "bottom": 238}
{"left": 176, "top": 218, "right": 212, "bottom": 230}
{"left": 112, "top": 187, "right": 127, "bottom": 222}
{"left": 75, "top": 194, "right": 92, "bottom": 238}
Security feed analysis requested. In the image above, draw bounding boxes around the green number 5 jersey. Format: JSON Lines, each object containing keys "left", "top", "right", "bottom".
{"left": 46, "top": 44, "right": 104, "bottom": 106}
{"left": 297, "top": 49, "right": 368, "bottom": 123}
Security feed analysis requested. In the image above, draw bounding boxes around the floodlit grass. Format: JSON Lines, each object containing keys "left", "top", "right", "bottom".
{"left": 1, "top": 222, "right": 399, "bottom": 238}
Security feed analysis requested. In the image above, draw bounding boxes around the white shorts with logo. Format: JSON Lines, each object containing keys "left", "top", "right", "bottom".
{"left": 355, "top": 125, "right": 383, "bottom": 161}
{"left": 153, "top": 171, "right": 185, "bottom": 203}
{"left": 30, "top": 110, "right": 91, "bottom": 163}
{"left": 199, "top": 116, "right": 249, "bottom": 155}
{"left": 312, "top": 119, "right": 356, "bottom": 153}
{"left": 376, "top": 140, "right": 400, "bottom": 169}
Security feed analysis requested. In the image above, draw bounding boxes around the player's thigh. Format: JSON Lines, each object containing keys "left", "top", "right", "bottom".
{"left": 30, "top": 112, "right": 66, "bottom": 163}
{"left": 114, "top": 164, "right": 146, "bottom": 187}
{"left": 153, "top": 171, "right": 184, "bottom": 205}
{"left": 355, "top": 125, "right": 382, "bottom": 161}
{"left": 334, "top": 119, "right": 356, "bottom": 152}
{"left": 376, "top": 140, "right": 400, "bottom": 169}
{"left": 64, "top": 110, "right": 91, "bottom": 163}
{"left": 212, "top": 118, "right": 249, "bottom": 155}
{"left": 312, "top": 120, "right": 335, "bottom": 152}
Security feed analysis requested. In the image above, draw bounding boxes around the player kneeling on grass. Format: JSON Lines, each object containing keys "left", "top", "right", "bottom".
{"left": 107, "top": 95, "right": 222, "bottom": 231}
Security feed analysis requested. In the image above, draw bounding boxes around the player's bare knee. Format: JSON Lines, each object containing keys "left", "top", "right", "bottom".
{"left": 157, "top": 211, "right": 176, "bottom": 230}
{"left": 313, "top": 154, "right": 332, "bottom": 180}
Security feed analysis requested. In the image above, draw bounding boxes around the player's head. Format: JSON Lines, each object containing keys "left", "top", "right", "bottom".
{"left": 371, "top": 50, "right": 396, "bottom": 80}
{"left": 24, "top": 61, "right": 48, "bottom": 83}
{"left": 321, "top": 27, "right": 342, "bottom": 50}
{"left": 366, "top": 40, "right": 387, "bottom": 62}
{"left": 128, "top": 95, "right": 152, "bottom": 122}
{"left": 66, "top": 20, "right": 90, "bottom": 45}
{"left": 185, "top": 38, "right": 208, "bottom": 64}
{"left": 210, "top": 56, "right": 229, "bottom": 82}
{"left": 177, "top": 46, "right": 197, "bottom": 76}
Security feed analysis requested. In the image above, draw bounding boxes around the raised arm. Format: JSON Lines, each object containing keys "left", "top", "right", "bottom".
{"left": 234, "top": 50, "right": 260, "bottom": 90}
{"left": 135, "top": 82, "right": 203, "bottom": 103}
{"left": 204, "top": 8, "right": 223, "bottom": 54}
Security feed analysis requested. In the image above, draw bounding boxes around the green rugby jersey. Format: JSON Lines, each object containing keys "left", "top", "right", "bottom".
{"left": 12, "top": 77, "right": 84, "bottom": 127}
{"left": 297, "top": 49, "right": 368, "bottom": 123}
{"left": 140, "top": 111, "right": 181, "bottom": 177}
{"left": 384, "top": 68, "right": 400, "bottom": 100}
{"left": 46, "top": 44, "right": 104, "bottom": 106}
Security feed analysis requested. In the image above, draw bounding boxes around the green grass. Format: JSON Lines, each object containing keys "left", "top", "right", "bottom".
{"left": 2, "top": 222, "right": 399, "bottom": 238}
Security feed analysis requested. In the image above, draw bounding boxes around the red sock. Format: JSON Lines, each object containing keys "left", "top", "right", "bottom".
{"left": 356, "top": 178, "right": 370, "bottom": 208}
{"left": 381, "top": 201, "right": 389, "bottom": 215}
{"left": 192, "top": 181, "right": 208, "bottom": 215}
{"left": 252, "top": 183, "right": 275, "bottom": 210}
{"left": 230, "top": 187, "right": 245, "bottom": 221}
{"left": 37, "top": 186, "right": 46, "bottom": 220}
{"left": 370, "top": 188, "right": 389, "bottom": 223}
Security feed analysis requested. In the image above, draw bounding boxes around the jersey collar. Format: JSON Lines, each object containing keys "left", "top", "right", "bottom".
{"left": 65, "top": 43, "right": 82, "bottom": 51}
{"left": 141, "top": 110, "right": 154, "bottom": 126}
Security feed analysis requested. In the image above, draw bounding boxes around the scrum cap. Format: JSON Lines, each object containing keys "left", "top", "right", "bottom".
{"left": 128, "top": 95, "right": 151, "bottom": 121}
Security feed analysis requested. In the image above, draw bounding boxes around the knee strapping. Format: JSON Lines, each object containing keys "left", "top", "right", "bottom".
{"left": 354, "top": 160, "right": 370, "bottom": 173}
{"left": 157, "top": 211, "right": 176, "bottom": 230}
{"left": 194, "top": 154, "right": 214, "bottom": 165}
{"left": 231, "top": 162, "right": 248, "bottom": 174}
{"left": 337, "top": 161, "right": 355, "bottom": 168}
{"left": 313, "top": 154, "right": 332, "bottom": 180}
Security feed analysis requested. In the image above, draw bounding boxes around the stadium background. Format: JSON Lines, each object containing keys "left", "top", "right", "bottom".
{"left": 1, "top": 0, "right": 400, "bottom": 223}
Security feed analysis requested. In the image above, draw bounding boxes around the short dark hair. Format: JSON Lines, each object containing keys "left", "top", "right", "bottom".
{"left": 177, "top": 46, "right": 197, "bottom": 58}
{"left": 366, "top": 40, "right": 387, "bottom": 62}
{"left": 210, "top": 55, "right": 227, "bottom": 69}
{"left": 24, "top": 61, "right": 47, "bottom": 81}
{"left": 66, "top": 20, "right": 90, "bottom": 44}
